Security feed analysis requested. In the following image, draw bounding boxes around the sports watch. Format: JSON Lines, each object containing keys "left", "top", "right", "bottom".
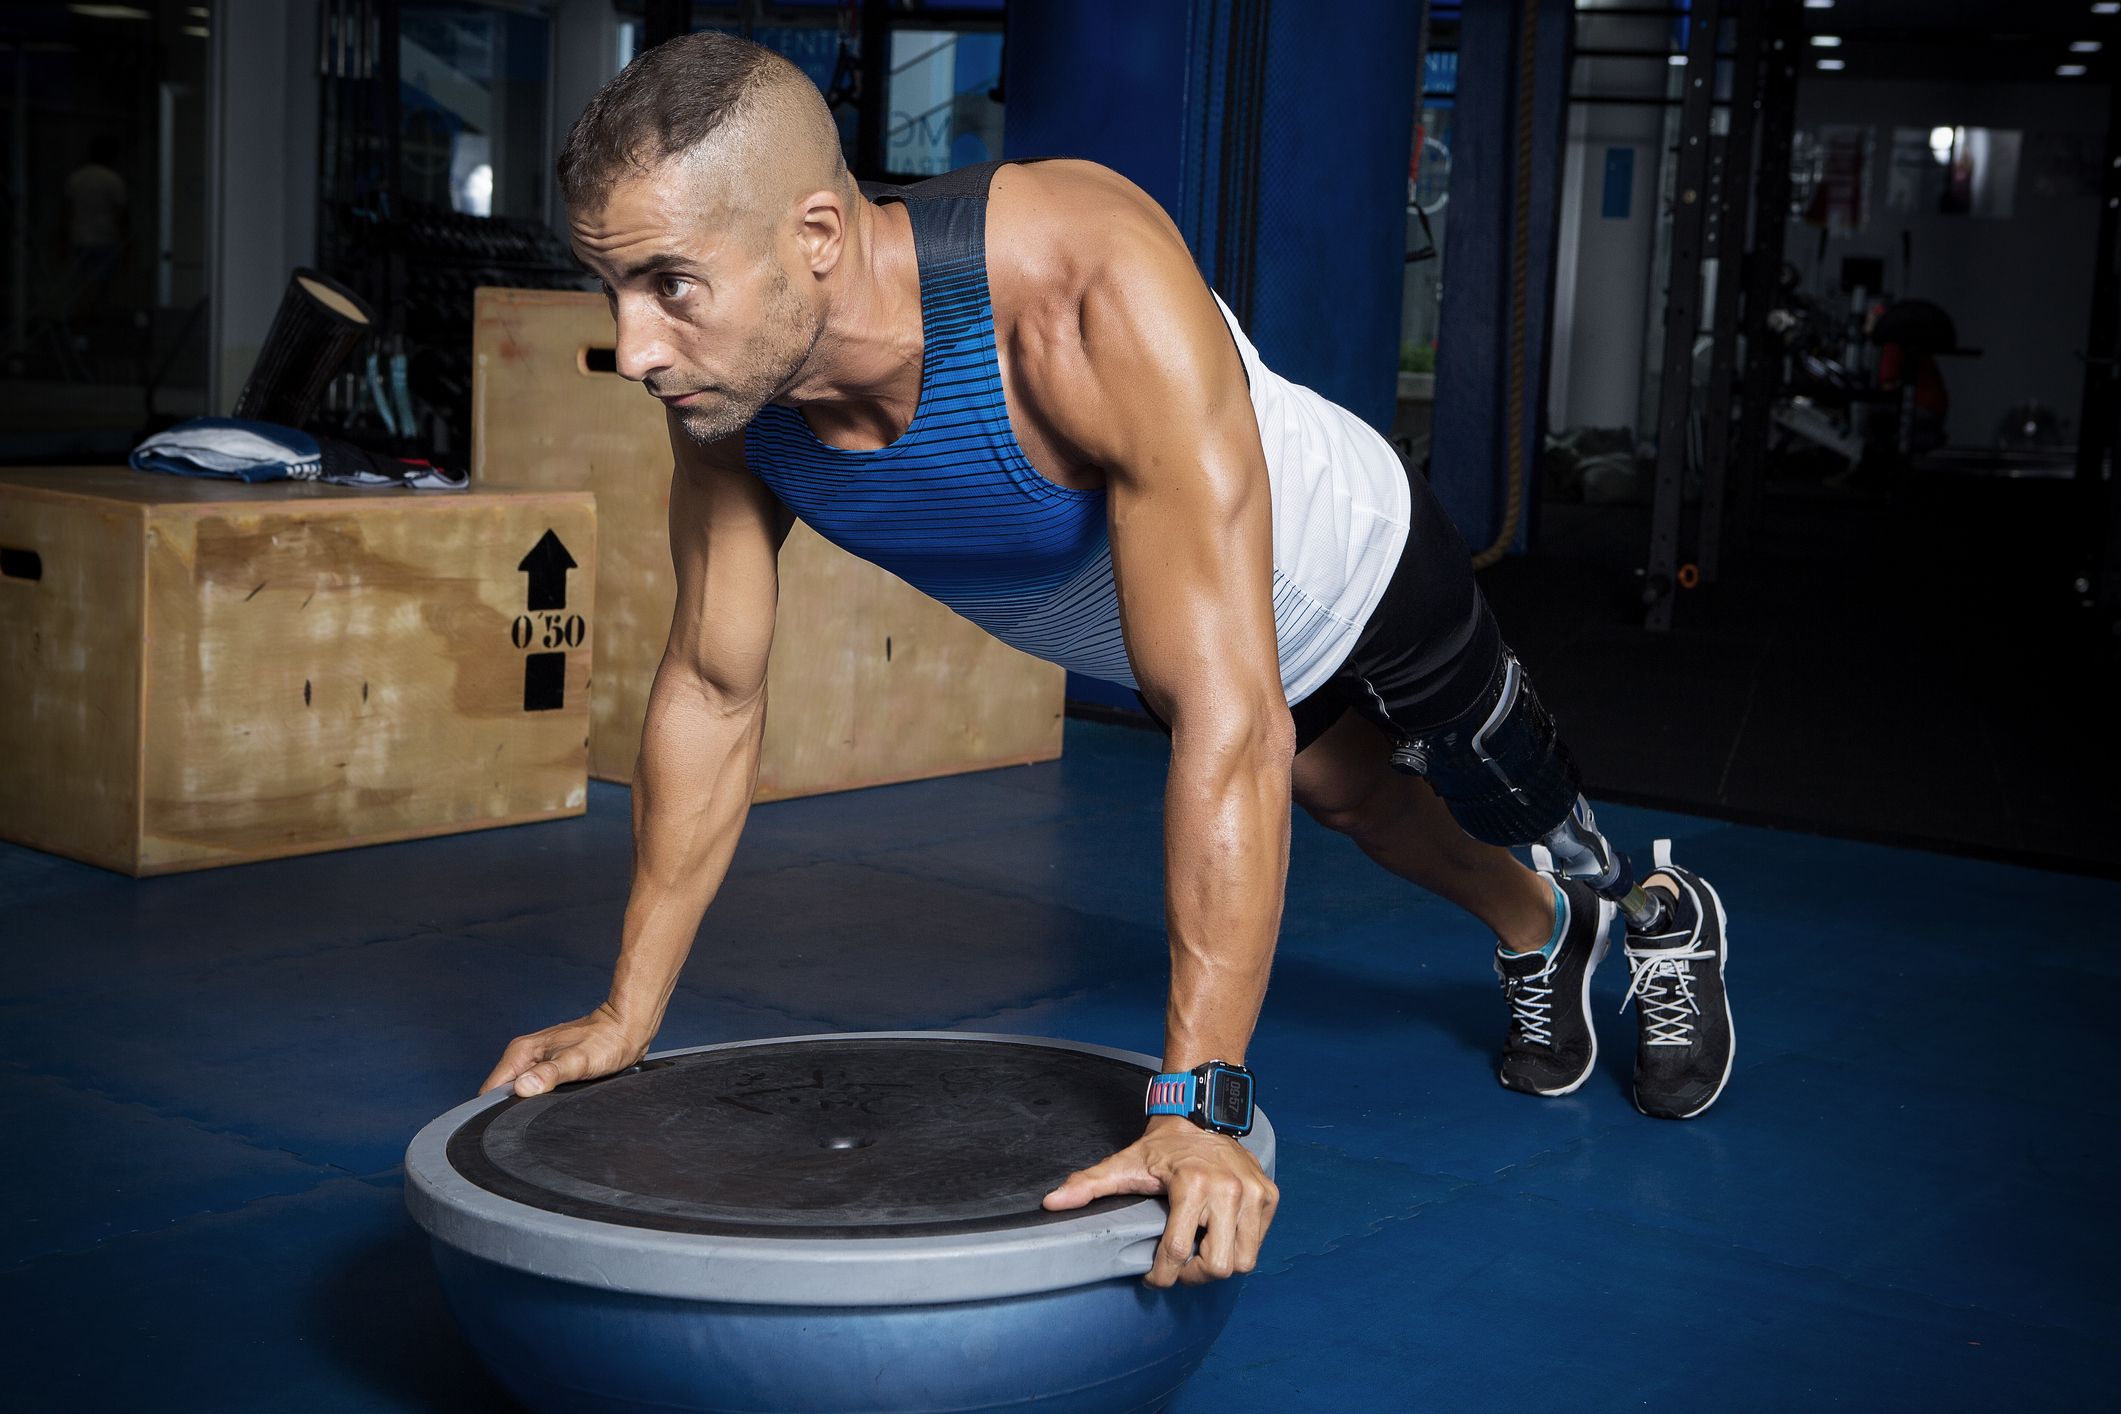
{"left": 1143, "top": 1060, "right": 1255, "bottom": 1138}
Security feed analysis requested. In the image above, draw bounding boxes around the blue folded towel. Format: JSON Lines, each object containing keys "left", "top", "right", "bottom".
{"left": 130, "top": 417, "right": 467, "bottom": 491}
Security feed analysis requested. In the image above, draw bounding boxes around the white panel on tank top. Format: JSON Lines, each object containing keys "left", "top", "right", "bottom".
{"left": 949, "top": 292, "right": 1413, "bottom": 703}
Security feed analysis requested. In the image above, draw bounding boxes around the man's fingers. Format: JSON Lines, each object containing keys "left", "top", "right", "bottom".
{"left": 1146, "top": 1160, "right": 1281, "bottom": 1288}
{"left": 479, "top": 1034, "right": 549, "bottom": 1095}
{"left": 506, "top": 1031, "right": 588, "bottom": 1097}
{"left": 1173, "top": 1176, "right": 1243, "bottom": 1284}
{"left": 514, "top": 1041, "right": 600, "bottom": 1097}
{"left": 1043, "top": 1154, "right": 1158, "bottom": 1210}
{"left": 1041, "top": 1171, "right": 1090, "bottom": 1210}
{"left": 478, "top": 1010, "right": 649, "bottom": 1101}
{"left": 1146, "top": 1187, "right": 1211, "bottom": 1288}
{"left": 1229, "top": 1177, "right": 1276, "bottom": 1276}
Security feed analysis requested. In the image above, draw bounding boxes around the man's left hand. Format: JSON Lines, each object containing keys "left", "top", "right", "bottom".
{"left": 1041, "top": 1116, "right": 1280, "bottom": 1287}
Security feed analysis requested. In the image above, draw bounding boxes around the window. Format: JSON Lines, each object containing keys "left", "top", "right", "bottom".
{"left": 399, "top": 3, "right": 553, "bottom": 222}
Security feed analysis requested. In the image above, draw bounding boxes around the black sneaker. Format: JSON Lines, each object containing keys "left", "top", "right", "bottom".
{"left": 1621, "top": 840, "right": 1735, "bottom": 1119}
{"left": 1495, "top": 860, "right": 1614, "bottom": 1097}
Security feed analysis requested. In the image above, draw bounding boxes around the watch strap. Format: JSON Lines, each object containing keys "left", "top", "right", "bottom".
{"left": 1144, "top": 1072, "right": 1198, "bottom": 1119}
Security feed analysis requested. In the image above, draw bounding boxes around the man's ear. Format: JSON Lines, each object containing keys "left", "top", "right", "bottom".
{"left": 791, "top": 187, "right": 850, "bottom": 277}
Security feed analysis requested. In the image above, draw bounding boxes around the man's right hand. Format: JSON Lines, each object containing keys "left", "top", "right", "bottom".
{"left": 479, "top": 1002, "right": 653, "bottom": 1098}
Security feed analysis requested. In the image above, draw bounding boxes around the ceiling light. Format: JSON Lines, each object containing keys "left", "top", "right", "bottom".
{"left": 1816, "top": 57, "right": 1846, "bottom": 70}
{"left": 2096, "top": 3, "right": 2120, "bottom": 15}
{"left": 1811, "top": 34, "right": 1843, "bottom": 47}
{"left": 1804, "top": 0, "right": 1835, "bottom": 8}
{"left": 182, "top": 24, "right": 207, "bottom": 38}
{"left": 2060, "top": 63, "right": 2090, "bottom": 75}
{"left": 2072, "top": 40, "right": 2104, "bottom": 52}
{"left": 1668, "top": 53, "right": 1688, "bottom": 66}
{"left": 67, "top": 4, "right": 152, "bottom": 17}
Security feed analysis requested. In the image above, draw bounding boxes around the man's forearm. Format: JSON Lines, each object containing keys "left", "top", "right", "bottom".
{"left": 605, "top": 669, "right": 768, "bottom": 1032}
{"left": 1159, "top": 722, "right": 1293, "bottom": 1072}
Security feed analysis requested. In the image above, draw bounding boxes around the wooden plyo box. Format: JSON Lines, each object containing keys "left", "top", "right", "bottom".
{"left": 470, "top": 287, "right": 1064, "bottom": 797}
{"left": 0, "top": 468, "right": 597, "bottom": 875}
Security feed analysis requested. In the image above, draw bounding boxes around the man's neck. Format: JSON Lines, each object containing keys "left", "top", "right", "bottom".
{"left": 774, "top": 198, "right": 925, "bottom": 446}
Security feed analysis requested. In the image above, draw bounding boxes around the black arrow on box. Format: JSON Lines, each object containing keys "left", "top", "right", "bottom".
{"left": 519, "top": 529, "right": 576, "bottom": 611}
{"left": 519, "top": 528, "right": 577, "bottom": 711}
{"left": 524, "top": 651, "right": 566, "bottom": 712}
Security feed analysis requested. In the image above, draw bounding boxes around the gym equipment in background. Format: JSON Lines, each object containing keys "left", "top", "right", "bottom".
{"left": 230, "top": 268, "right": 376, "bottom": 431}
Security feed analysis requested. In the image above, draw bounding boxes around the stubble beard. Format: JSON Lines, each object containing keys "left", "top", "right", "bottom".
{"left": 671, "top": 266, "right": 819, "bottom": 446}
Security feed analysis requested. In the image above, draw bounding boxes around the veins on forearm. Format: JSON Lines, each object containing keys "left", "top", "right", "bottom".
{"left": 1159, "top": 741, "right": 1290, "bottom": 1066}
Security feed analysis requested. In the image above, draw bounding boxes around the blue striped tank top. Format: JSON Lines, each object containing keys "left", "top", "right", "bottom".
{"left": 742, "top": 160, "right": 1413, "bottom": 700}
{"left": 742, "top": 161, "right": 1130, "bottom": 680}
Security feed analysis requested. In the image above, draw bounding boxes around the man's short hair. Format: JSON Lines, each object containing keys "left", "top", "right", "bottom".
{"left": 557, "top": 31, "right": 843, "bottom": 214}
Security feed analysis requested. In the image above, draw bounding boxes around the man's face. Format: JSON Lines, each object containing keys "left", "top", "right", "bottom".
{"left": 569, "top": 162, "right": 817, "bottom": 445}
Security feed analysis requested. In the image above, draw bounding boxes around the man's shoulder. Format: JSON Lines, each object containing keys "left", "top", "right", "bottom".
{"left": 990, "top": 158, "right": 1158, "bottom": 219}
{"left": 983, "top": 161, "right": 1243, "bottom": 468}
{"left": 986, "top": 160, "right": 1194, "bottom": 312}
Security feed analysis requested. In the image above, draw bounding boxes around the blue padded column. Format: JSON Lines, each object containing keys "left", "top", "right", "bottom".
{"left": 1008, "top": 0, "right": 1422, "bottom": 427}
{"left": 1430, "top": 0, "right": 1574, "bottom": 558}
{"left": 1004, "top": 0, "right": 1194, "bottom": 712}
{"left": 1003, "top": 1, "right": 1424, "bottom": 708}
{"left": 1242, "top": 2, "right": 1423, "bottom": 434}
{"left": 1000, "top": 0, "right": 1193, "bottom": 210}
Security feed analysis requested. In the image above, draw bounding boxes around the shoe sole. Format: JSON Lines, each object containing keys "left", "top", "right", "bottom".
{"left": 1635, "top": 870, "right": 1735, "bottom": 1120}
{"left": 1501, "top": 892, "right": 1615, "bottom": 1098}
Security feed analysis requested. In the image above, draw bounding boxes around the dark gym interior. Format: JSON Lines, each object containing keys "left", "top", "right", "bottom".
{"left": 3, "top": 2, "right": 2113, "bottom": 1411}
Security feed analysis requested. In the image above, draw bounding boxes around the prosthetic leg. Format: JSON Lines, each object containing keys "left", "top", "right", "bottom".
{"left": 1386, "top": 651, "right": 1671, "bottom": 933}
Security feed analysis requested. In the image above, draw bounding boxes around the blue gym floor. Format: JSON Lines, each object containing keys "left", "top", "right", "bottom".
{"left": 4, "top": 719, "right": 2112, "bottom": 1411}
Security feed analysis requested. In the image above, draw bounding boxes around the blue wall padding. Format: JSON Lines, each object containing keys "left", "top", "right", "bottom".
{"left": 1004, "top": 1, "right": 1423, "bottom": 709}
{"left": 1006, "top": 0, "right": 1420, "bottom": 429}
{"left": 1429, "top": 0, "right": 1507, "bottom": 551}
{"left": 1244, "top": 2, "right": 1423, "bottom": 435}
{"left": 1430, "top": 0, "right": 1574, "bottom": 557}
{"left": 1003, "top": 1, "right": 1192, "bottom": 712}
{"left": 1001, "top": 1, "right": 1192, "bottom": 217}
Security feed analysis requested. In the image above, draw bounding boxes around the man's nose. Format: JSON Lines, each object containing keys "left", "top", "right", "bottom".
{"left": 612, "top": 303, "right": 669, "bottom": 386}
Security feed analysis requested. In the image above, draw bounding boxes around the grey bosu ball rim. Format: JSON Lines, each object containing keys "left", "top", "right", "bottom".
{"left": 404, "top": 1031, "right": 1279, "bottom": 1307}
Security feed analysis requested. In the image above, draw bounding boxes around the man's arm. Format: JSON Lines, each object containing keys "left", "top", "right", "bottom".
{"left": 481, "top": 412, "right": 792, "bottom": 1097}
{"left": 1035, "top": 192, "right": 1288, "bottom": 1285}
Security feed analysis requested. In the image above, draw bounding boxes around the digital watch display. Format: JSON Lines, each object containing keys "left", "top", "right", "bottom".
{"left": 1143, "top": 1060, "right": 1256, "bottom": 1138}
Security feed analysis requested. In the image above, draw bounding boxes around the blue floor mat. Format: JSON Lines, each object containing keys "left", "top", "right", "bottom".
{"left": 3, "top": 720, "right": 2110, "bottom": 1411}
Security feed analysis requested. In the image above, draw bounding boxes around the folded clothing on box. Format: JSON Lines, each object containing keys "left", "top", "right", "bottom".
{"left": 130, "top": 417, "right": 467, "bottom": 491}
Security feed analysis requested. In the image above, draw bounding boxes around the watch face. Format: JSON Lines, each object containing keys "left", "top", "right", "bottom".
{"left": 1210, "top": 1071, "right": 1252, "bottom": 1128}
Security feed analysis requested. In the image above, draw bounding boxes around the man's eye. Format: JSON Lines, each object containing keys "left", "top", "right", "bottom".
{"left": 657, "top": 275, "right": 692, "bottom": 300}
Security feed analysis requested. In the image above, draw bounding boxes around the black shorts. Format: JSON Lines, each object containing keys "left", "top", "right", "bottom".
{"left": 1286, "top": 488, "right": 1501, "bottom": 754}
{"left": 1134, "top": 474, "right": 1590, "bottom": 847}
{"left": 1138, "top": 468, "right": 1501, "bottom": 754}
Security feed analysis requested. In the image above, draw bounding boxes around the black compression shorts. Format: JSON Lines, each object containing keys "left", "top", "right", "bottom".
{"left": 1139, "top": 468, "right": 1502, "bottom": 755}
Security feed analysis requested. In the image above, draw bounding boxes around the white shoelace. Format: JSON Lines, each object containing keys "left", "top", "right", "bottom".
{"left": 1501, "top": 958, "right": 1559, "bottom": 1047}
{"left": 1622, "top": 941, "right": 1716, "bottom": 1046}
